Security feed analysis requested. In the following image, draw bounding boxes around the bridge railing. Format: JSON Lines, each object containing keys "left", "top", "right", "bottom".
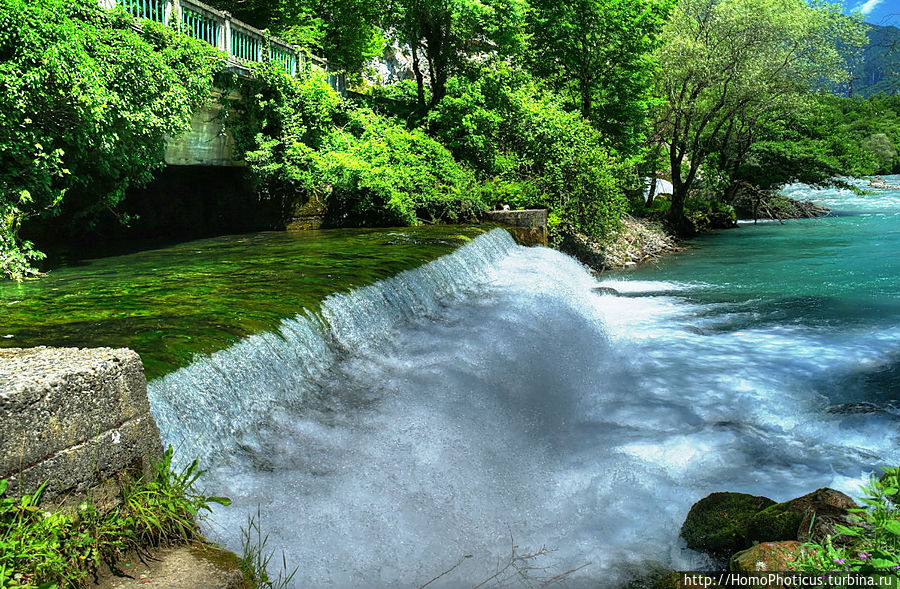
{"left": 101, "top": 0, "right": 345, "bottom": 93}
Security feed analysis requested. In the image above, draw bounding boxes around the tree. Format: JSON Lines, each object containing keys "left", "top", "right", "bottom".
{"left": 652, "top": 0, "right": 866, "bottom": 232}
{"left": 0, "top": 0, "right": 221, "bottom": 279}
{"left": 526, "top": 0, "right": 672, "bottom": 158}
{"left": 385, "top": 0, "right": 526, "bottom": 111}
{"left": 426, "top": 66, "right": 628, "bottom": 240}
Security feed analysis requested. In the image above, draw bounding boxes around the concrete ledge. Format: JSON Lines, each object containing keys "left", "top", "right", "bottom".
{"left": 484, "top": 209, "right": 548, "bottom": 246}
{"left": 0, "top": 347, "right": 163, "bottom": 502}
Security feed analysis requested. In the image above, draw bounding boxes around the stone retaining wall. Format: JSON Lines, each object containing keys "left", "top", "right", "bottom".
{"left": 0, "top": 347, "right": 162, "bottom": 503}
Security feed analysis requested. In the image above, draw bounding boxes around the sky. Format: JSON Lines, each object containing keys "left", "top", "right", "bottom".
{"left": 848, "top": 0, "right": 900, "bottom": 28}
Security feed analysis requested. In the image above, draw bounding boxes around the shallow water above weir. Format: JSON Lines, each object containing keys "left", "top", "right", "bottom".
{"left": 150, "top": 181, "right": 900, "bottom": 587}
{"left": 0, "top": 226, "right": 487, "bottom": 378}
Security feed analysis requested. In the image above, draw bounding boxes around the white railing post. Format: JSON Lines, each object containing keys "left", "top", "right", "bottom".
{"left": 222, "top": 12, "right": 232, "bottom": 57}
{"left": 164, "top": 0, "right": 180, "bottom": 27}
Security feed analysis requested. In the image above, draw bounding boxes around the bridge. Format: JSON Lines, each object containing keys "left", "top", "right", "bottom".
{"left": 99, "top": 0, "right": 347, "bottom": 167}
{"left": 101, "top": 0, "right": 345, "bottom": 92}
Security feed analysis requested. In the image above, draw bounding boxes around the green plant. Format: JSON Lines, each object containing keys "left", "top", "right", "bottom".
{"left": 0, "top": 447, "right": 230, "bottom": 588}
{"left": 0, "top": 0, "right": 223, "bottom": 279}
{"left": 121, "top": 446, "right": 232, "bottom": 548}
{"left": 426, "top": 66, "right": 628, "bottom": 241}
{"left": 238, "top": 508, "right": 298, "bottom": 589}
{"left": 792, "top": 467, "right": 900, "bottom": 575}
{"left": 227, "top": 60, "right": 484, "bottom": 228}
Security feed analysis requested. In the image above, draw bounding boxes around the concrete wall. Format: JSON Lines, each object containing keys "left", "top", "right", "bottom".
{"left": 0, "top": 347, "right": 162, "bottom": 504}
{"left": 165, "top": 96, "right": 242, "bottom": 167}
{"left": 485, "top": 209, "right": 549, "bottom": 246}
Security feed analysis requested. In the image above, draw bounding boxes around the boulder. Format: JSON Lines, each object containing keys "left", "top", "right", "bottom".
{"left": 747, "top": 488, "right": 857, "bottom": 544}
{"left": 680, "top": 492, "right": 775, "bottom": 556}
{"left": 730, "top": 541, "right": 803, "bottom": 573}
{"left": 798, "top": 503, "right": 866, "bottom": 546}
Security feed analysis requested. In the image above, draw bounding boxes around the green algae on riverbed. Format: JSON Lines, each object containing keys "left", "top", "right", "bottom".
{"left": 0, "top": 226, "right": 488, "bottom": 379}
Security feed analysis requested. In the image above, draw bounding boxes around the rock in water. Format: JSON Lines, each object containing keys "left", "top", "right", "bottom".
{"left": 591, "top": 286, "right": 621, "bottom": 296}
{"left": 680, "top": 492, "right": 775, "bottom": 556}
{"left": 826, "top": 402, "right": 887, "bottom": 415}
{"left": 730, "top": 541, "right": 803, "bottom": 573}
{"left": 747, "top": 488, "right": 857, "bottom": 544}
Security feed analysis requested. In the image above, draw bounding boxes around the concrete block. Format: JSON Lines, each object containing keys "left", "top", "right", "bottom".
{"left": 0, "top": 347, "right": 163, "bottom": 502}
{"left": 485, "top": 209, "right": 549, "bottom": 246}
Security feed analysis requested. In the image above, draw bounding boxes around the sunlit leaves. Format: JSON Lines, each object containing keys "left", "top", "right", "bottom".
{"left": 0, "top": 0, "right": 222, "bottom": 278}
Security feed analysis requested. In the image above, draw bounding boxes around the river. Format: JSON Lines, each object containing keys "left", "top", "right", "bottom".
{"left": 148, "top": 180, "right": 900, "bottom": 586}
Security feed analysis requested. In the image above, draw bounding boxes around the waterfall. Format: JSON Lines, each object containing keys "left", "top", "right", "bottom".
{"left": 148, "top": 221, "right": 899, "bottom": 588}
{"left": 149, "top": 229, "right": 518, "bottom": 464}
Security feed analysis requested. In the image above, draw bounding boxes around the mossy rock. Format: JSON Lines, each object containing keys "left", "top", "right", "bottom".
{"left": 680, "top": 492, "right": 775, "bottom": 556}
{"left": 747, "top": 488, "right": 857, "bottom": 545}
{"left": 730, "top": 541, "right": 803, "bottom": 573}
{"left": 747, "top": 502, "right": 804, "bottom": 544}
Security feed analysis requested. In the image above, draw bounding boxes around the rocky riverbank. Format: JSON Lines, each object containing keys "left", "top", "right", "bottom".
{"left": 869, "top": 176, "right": 900, "bottom": 190}
{"left": 560, "top": 215, "right": 680, "bottom": 271}
{"left": 559, "top": 192, "right": 832, "bottom": 273}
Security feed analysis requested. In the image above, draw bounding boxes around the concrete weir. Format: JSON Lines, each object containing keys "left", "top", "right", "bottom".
{"left": 0, "top": 347, "right": 162, "bottom": 503}
{"left": 485, "top": 209, "right": 549, "bottom": 246}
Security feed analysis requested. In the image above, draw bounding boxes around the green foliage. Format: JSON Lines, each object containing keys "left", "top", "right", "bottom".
{"left": 526, "top": 0, "right": 673, "bottom": 159}
{"left": 818, "top": 94, "right": 900, "bottom": 175}
{"left": 684, "top": 198, "right": 737, "bottom": 230}
{"left": 0, "top": 0, "right": 222, "bottom": 279}
{"left": 228, "top": 61, "right": 482, "bottom": 228}
{"left": 1, "top": 203, "right": 45, "bottom": 280}
{"left": 0, "top": 447, "right": 230, "bottom": 588}
{"left": 793, "top": 467, "right": 900, "bottom": 574}
{"left": 316, "top": 109, "right": 482, "bottom": 225}
{"left": 651, "top": 0, "right": 867, "bottom": 228}
{"left": 698, "top": 104, "right": 851, "bottom": 206}
{"left": 207, "top": 0, "right": 386, "bottom": 73}
{"left": 224, "top": 61, "right": 343, "bottom": 220}
{"left": 427, "top": 67, "right": 628, "bottom": 239}
{"left": 385, "top": 0, "right": 527, "bottom": 109}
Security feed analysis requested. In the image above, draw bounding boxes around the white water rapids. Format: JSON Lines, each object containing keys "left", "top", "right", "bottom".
{"left": 148, "top": 228, "right": 899, "bottom": 587}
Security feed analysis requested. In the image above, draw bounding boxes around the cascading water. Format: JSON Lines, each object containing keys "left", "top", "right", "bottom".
{"left": 149, "top": 182, "right": 900, "bottom": 588}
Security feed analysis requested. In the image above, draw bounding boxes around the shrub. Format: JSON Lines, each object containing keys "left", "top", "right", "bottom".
{"left": 792, "top": 467, "right": 900, "bottom": 574}
{"left": 316, "top": 108, "right": 482, "bottom": 225}
{"left": 229, "top": 62, "right": 483, "bottom": 227}
{"left": 426, "top": 66, "right": 628, "bottom": 241}
{"left": 0, "top": 0, "right": 222, "bottom": 279}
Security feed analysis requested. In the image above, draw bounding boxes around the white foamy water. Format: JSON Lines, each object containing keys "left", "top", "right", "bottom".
{"left": 149, "top": 228, "right": 900, "bottom": 588}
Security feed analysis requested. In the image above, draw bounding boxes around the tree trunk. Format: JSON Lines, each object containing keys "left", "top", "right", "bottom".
{"left": 667, "top": 142, "right": 690, "bottom": 233}
{"left": 429, "top": 66, "right": 447, "bottom": 109}
{"left": 646, "top": 177, "right": 658, "bottom": 207}
{"left": 410, "top": 39, "right": 426, "bottom": 111}
{"left": 580, "top": 76, "right": 592, "bottom": 120}
{"left": 668, "top": 181, "right": 688, "bottom": 226}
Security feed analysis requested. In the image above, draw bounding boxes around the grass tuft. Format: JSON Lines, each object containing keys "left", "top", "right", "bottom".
{"left": 0, "top": 446, "right": 230, "bottom": 589}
